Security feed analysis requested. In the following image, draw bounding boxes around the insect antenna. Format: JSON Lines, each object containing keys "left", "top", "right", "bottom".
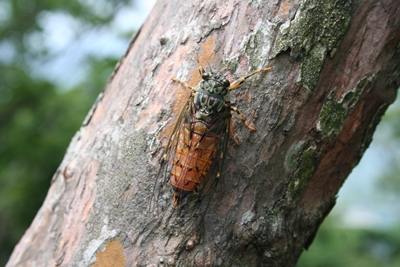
{"left": 207, "top": 62, "right": 213, "bottom": 73}
{"left": 194, "top": 53, "right": 200, "bottom": 64}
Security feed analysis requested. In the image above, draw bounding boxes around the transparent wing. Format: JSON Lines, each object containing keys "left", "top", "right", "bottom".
{"left": 194, "top": 109, "right": 231, "bottom": 198}
{"left": 175, "top": 107, "right": 232, "bottom": 234}
{"left": 150, "top": 99, "right": 191, "bottom": 212}
{"left": 151, "top": 98, "right": 232, "bottom": 236}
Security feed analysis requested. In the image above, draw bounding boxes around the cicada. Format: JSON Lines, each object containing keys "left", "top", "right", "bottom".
{"left": 159, "top": 64, "right": 272, "bottom": 207}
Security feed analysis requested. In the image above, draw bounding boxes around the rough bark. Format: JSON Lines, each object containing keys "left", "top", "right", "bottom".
{"left": 7, "top": 0, "right": 400, "bottom": 266}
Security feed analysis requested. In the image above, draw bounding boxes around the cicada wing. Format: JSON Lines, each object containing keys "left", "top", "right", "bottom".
{"left": 196, "top": 110, "right": 231, "bottom": 198}
{"left": 150, "top": 100, "right": 191, "bottom": 213}
{"left": 176, "top": 109, "right": 232, "bottom": 234}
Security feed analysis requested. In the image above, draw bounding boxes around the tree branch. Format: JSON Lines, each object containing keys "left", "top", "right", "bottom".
{"left": 7, "top": 0, "right": 400, "bottom": 266}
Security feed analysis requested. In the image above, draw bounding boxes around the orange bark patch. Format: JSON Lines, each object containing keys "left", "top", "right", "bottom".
{"left": 278, "top": 0, "right": 292, "bottom": 18}
{"left": 198, "top": 37, "right": 216, "bottom": 67}
{"left": 161, "top": 36, "right": 217, "bottom": 142}
{"left": 92, "top": 238, "right": 126, "bottom": 267}
{"left": 188, "top": 36, "right": 216, "bottom": 87}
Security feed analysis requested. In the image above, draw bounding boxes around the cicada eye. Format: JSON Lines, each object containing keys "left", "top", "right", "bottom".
{"left": 223, "top": 79, "right": 230, "bottom": 87}
{"left": 202, "top": 72, "right": 210, "bottom": 80}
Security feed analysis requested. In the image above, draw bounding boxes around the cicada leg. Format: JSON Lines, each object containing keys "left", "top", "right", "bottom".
{"left": 229, "top": 118, "right": 239, "bottom": 145}
{"left": 171, "top": 78, "right": 193, "bottom": 90}
{"left": 231, "top": 105, "right": 256, "bottom": 131}
{"left": 229, "top": 66, "right": 273, "bottom": 90}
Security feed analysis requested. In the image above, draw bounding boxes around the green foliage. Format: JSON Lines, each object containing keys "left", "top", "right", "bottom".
{"left": 0, "top": 68, "right": 92, "bottom": 240}
{"left": 376, "top": 95, "right": 400, "bottom": 193}
{"left": 0, "top": 0, "right": 133, "bottom": 265}
{"left": 297, "top": 217, "right": 400, "bottom": 267}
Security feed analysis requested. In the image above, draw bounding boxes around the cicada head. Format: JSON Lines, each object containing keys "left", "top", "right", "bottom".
{"left": 193, "top": 68, "right": 230, "bottom": 117}
{"left": 198, "top": 66, "right": 230, "bottom": 100}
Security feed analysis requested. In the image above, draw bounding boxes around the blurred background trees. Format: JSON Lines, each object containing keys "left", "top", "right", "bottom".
{"left": 0, "top": 0, "right": 398, "bottom": 266}
{"left": 297, "top": 99, "right": 400, "bottom": 266}
{"left": 0, "top": 0, "right": 145, "bottom": 264}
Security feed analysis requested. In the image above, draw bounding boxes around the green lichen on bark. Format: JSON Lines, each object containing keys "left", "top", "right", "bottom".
{"left": 287, "top": 146, "right": 320, "bottom": 200}
{"left": 244, "top": 28, "right": 266, "bottom": 70}
{"left": 242, "top": 21, "right": 274, "bottom": 71}
{"left": 284, "top": 141, "right": 307, "bottom": 172}
{"left": 300, "top": 44, "right": 327, "bottom": 90}
{"left": 318, "top": 75, "right": 375, "bottom": 137}
{"left": 273, "top": 0, "right": 352, "bottom": 90}
{"left": 223, "top": 57, "right": 239, "bottom": 73}
{"left": 318, "top": 90, "right": 346, "bottom": 137}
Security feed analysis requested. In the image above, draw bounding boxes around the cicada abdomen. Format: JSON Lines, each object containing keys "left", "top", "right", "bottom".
{"left": 159, "top": 64, "right": 273, "bottom": 207}
{"left": 171, "top": 113, "right": 221, "bottom": 206}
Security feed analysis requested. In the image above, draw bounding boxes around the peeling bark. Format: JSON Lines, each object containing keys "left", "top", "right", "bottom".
{"left": 7, "top": 0, "right": 400, "bottom": 266}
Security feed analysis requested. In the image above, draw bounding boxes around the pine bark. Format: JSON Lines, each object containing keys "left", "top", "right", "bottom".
{"left": 7, "top": 0, "right": 400, "bottom": 266}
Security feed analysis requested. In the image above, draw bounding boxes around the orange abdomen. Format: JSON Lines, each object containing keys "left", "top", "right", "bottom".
{"left": 170, "top": 121, "right": 218, "bottom": 205}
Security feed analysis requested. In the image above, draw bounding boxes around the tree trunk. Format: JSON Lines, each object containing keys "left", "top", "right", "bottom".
{"left": 7, "top": 0, "right": 400, "bottom": 266}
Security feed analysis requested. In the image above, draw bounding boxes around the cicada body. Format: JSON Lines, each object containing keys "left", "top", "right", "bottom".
{"left": 159, "top": 65, "right": 272, "bottom": 206}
